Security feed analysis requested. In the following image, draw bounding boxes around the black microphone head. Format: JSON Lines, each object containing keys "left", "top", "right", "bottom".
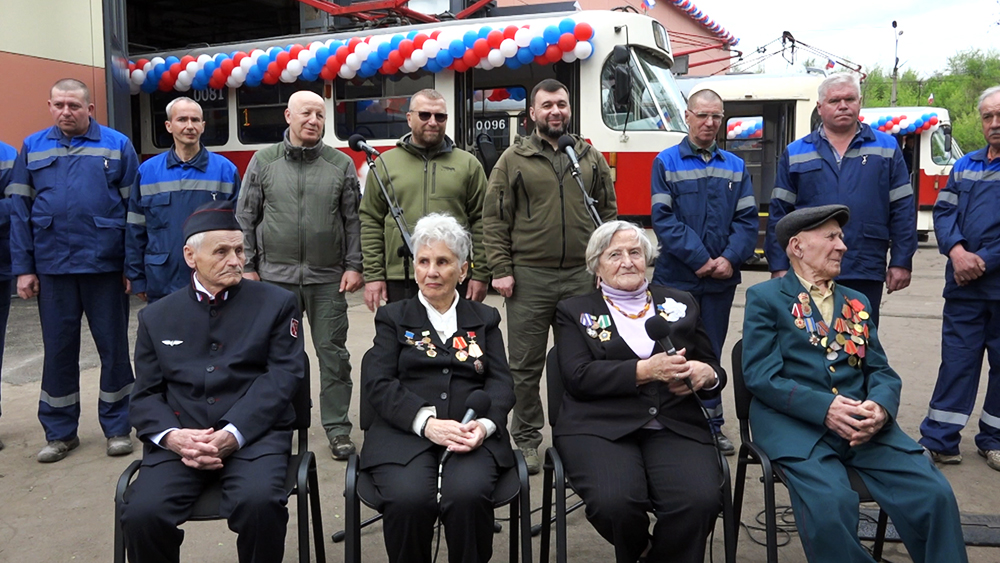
{"left": 557, "top": 135, "right": 575, "bottom": 152}
{"left": 465, "top": 389, "right": 492, "bottom": 416}
{"left": 644, "top": 314, "right": 671, "bottom": 341}
{"left": 348, "top": 133, "right": 367, "bottom": 152}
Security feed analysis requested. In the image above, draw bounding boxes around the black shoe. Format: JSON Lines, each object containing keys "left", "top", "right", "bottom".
{"left": 330, "top": 435, "right": 356, "bottom": 461}
{"left": 714, "top": 432, "right": 735, "bottom": 456}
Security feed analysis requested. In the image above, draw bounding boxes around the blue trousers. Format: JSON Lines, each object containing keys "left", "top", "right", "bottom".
{"left": 690, "top": 287, "right": 736, "bottom": 433}
{"left": 920, "top": 298, "right": 1000, "bottom": 454}
{"left": 838, "top": 279, "right": 884, "bottom": 327}
{"left": 0, "top": 279, "right": 10, "bottom": 417}
{"left": 779, "top": 433, "right": 967, "bottom": 563}
{"left": 37, "top": 273, "right": 133, "bottom": 441}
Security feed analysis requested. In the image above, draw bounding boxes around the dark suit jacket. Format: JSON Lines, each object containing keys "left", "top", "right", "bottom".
{"left": 741, "top": 269, "right": 923, "bottom": 461}
{"left": 360, "top": 296, "right": 515, "bottom": 470}
{"left": 553, "top": 285, "right": 725, "bottom": 445}
{"left": 130, "top": 280, "right": 305, "bottom": 466}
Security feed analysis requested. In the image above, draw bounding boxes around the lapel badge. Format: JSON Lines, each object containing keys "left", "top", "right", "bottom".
{"left": 599, "top": 330, "right": 612, "bottom": 342}
{"left": 474, "top": 359, "right": 484, "bottom": 374}
{"left": 657, "top": 298, "right": 687, "bottom": 322}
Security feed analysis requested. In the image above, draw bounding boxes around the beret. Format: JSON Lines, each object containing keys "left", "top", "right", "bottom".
{"left": 776, "top": 204, "right": 850, "bottom": 250}
{"left": 182, "top": 200, "right": 242, "bottom": 242}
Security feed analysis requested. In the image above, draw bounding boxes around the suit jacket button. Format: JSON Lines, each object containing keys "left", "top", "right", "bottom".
{"left": 440, "top": 392, "right": 448, "bottom": 400}
{"left": 210, "top": 310, "right": 218, "bottom": 318}
{"left": 442, "top": 368, "right": 450, "bottom": 374}
{"left": 207, "top": 397, "right": 216, "bottom": 405}
{"left": 210, "top": 343, "right": 219, "bottom": 351}
{"left": 649, "top": 407, "right": 658, "bottom": 415}
{"left": 207, "top": 365, "right": 215, "bottom": 372}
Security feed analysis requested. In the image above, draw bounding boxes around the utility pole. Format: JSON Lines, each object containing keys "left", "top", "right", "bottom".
{"left": 891, "top": 20, "right": 902, "bottom": 107}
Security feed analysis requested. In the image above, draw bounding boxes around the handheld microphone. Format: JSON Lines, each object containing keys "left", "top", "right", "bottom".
{"left": 348, "top": 133, "right": 380, "bottom": 157}
{"left": 644, "top": 315, "right": 694, "bottom": 391}
{"left": 558, "top": 134, "right": 582, "bottom": 176}
{"left": 441, "top": 390, "right": 492, "bottom": 464}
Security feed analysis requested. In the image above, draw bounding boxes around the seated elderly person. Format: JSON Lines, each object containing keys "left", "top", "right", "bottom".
{"left": 361, "top": 213, "right": 515, "bottom": 563}
{"left": 742, "top": 204, "right": 967, "bottom": 563}
{"left": 120, "top": 200, "right": 304, "bottom": 562}
{"left": 554, "top": 220, "right": 726, "bottom": 563}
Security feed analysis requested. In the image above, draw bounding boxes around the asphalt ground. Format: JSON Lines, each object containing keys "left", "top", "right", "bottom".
{"left": 0, "top": 237, "right": 997, "bottom": 562}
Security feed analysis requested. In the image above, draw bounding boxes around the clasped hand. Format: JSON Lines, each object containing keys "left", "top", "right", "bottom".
{"left": 424, "top": 418, "right": 486, "bottom": 454}
{"left": 164, "top": 428, "right": 239, "bottom": 470}
{"left": 639, "top": 348, "right": 715, "bottom": 395}
{"left": 824, "top": 395, "right": 887, "bottom": 447}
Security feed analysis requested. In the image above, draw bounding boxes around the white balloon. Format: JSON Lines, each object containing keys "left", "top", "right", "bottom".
{"left": 131, "top": 69, "right": 145, "bottom": 85}
{"left": 411, "top": 49, "right": 428, "bottom": 67}
{"left": 151, "top": 56, "right": 166, "bottom": 67}
{"left": 250, "top": 49, "right": 265, "bottom": 61}
{"left": 339, "top": 66, "right": 357, "bottom": 79}
{"left": 402, "top": 58, "right": 418, "bottom": 73}
{"left": 423, "top": 39, "right": 440, "bottom": 58}
{"left": 561, "top": 50, "right": 577, "bottom": 63}
{"left": 487, "top": 49, "right": 505, "bottom": 67}
{"left": 727, "top": 130, "right": 736, "bottom": 140}
{"left": 891, "top": 124, "right": 901, "bottom": 134}
{"left": 183, "top": 61, "right": 197, "bottom": 75}
{"left": 177, "top": 70, "right": 192, "bottom": 86}
{"left": 355, "top": 42, "right": 372, "bottom": 59}
{"left": 280, "top": 69, "right": 295, "bottom": 83}
{"left": 143, "top": 61, "right": 153, "bottom": 73}
{"left": 226, "top": 75, "right": 240, "bottom": 88}
{"left": 480, "top": 59, "right": 494, "bottom": 71}
{"left": 176, "top": 82, "right": 191, "bottom": 92}
{"left": 574, "top": 41, "right": 593, "bottom": 60}
{"left": 309, "top": 41, "right": 323, "bottom": 52}
{"left": 500, "top": 38, "right": 517, "bottom": 58}
{"left": 230, "top": 67, "right": 246, "bottom": 81}
{"left": 287, "top": 59, "right": 303, "bottom": 76}
{"left": 345, "top": 53, "right": 361, "bottom": 70}
{"left": 514, "top": 28, "right": 532, "bottom": 48}
{"left": 898, "top": 118, "right": 909, "bottom": 130}
{"left": 196, "top": 54, "right": 212, "bottom": 65}
{"left": 240, "top": 57, "right": 254, "bottom": 72}
{"left": 297, "top": 49, "right": 312, "bottom": 65}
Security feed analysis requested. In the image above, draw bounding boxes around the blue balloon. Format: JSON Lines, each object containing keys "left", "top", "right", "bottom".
{"left": 559, "top": 18, "right": 575, "bottom": 34}
{"left": 359, "top": 62, "right": 373, "bottom": 75}
{"left": 230, "top": 50, "right": 241, "bottom": 58}
{"left": 436, "top": 51, "right": 454, "bottom": 68}
{"left": 377, "top": 42, "right": 391, "bottom": 59}
{"left": 329, "top": 40, "right": 344, "bottom": 51}
{"left": 425, "top": 60, "right": 442, "bottom": 73}
{"left": 257, "top": 56, "right": 270, "bottom": 72}
{"left": 215, "top": 53, "right": 228, "bottom": 65}
{"left": 301, "top": 69, "right": 317, "bottom": 82}
{"left": 878, "top": 116, "right": 887, "bottom": 127}
{"left": 543, "top": 25, "right": 560, "bottom": 44}
{"left": 316, "top": 46, "right": 330, "bottom": 64}
{"left": 245, "top": 76, "right": 261, "bottom": 88}
{"left": 914, "top": 119, "right": 924, "bottom": 129}
{"left": 306, "top": 59, "right": 321, "bottom": 73}
{"left": 141, "top": 82, "right": 157, "bottom": 93}
{"left": 165, "top": 56, "right": 180, "bottom": 66}
{"left": 922, "top": 113, "right": 930, "bottom": 121}
{"left": 391, "top": 35, "right": 404, "bottom": 49}
{"left": 509, "top": 86, "right": 526, "bottom": 101}
{"left": 450, "top": 40, "right": 465, "bottom": 58}
{"left": 464, "top": 31, "right": 478, "bottom": 48}
{"left": 479, "top": 26, "right": 491, "bottom": 39}
{"left": 408, "top": 30, "right": 419, "bottom": 39}
{"left": 268, "top": 46, "right": 282, "bottom": 57}
{"left": 506, "top": 57, "right": 522, "bottom": 70}
{"left": 367, "top": 52, "right": 381, "bottom": 65}
{"left": 529, "top": 37, "right": 547, "bottom": 56}
{"left": 247, "top": 67, "right": 262, "bottom": 80}
{"left": 203, "top": 61, "right": 216, "bottom": 74}
{"left": 516, "top": 47, "right": 534, "bottom": 64}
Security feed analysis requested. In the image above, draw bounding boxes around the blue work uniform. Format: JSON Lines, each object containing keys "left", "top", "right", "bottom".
{"left": 920, "top": 146, "right": 1000, "bottom": 455}
{"left": 765, "top": 123, "right": 916, "bottom": 325}
{"left": 0, "top": 142, "right": 16, "bottom": 419}
{"left": 651, "top": 139, "right": 757, "bottom": 431}
{"left": 7, "top": 118, "right": 138, "bottom": 442}
{"left": 126, "top": 145, "right": 239, "bottom": 301}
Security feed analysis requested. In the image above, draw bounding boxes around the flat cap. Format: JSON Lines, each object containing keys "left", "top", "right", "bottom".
{"left": 776, "top": 204, "right": 850, "bottom": 250}
{"left": 182, "top": 200, "right": 242, "bottom": 242}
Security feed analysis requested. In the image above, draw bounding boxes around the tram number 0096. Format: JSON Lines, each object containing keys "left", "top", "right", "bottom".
{"left": 476, "top": 119, "right": 506, "bottom": 132}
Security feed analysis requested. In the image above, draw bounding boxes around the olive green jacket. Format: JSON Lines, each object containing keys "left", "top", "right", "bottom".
{"left": 484, "top": 133, "right": 617, "bottom": 278}
{"left": 359, "top": 134, "right": 488, "bottom": 282}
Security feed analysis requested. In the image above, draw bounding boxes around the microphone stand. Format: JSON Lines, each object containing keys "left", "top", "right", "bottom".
{"left": 366, "top": 151, "right": 414, "bottom": 299}
{"left": 569, "top": 167, "right": 603, "bottom": 228}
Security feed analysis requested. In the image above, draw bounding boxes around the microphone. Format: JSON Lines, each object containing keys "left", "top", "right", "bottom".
{"left": 441, "top": 390, "right": 492, "bottom": 464}
{"left": 644, "top": 315, "right": 694, "bottom": 391}
{"left": 348, "top": 133, "right": 380, "bottom": 157}
{"left": 558, "top": 134, "right": 581, "bottom": 176}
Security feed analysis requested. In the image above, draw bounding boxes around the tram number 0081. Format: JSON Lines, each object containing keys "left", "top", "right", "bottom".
{"left": 192, "top": 89, "right": 226, "bottom": 103}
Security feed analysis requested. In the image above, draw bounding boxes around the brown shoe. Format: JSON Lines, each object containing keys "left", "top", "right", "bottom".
{"left": 37, "top": 437, "right": 81, "bottom": 463}
{"left": 330, "top": 435, "right": 356, "bottom": 461}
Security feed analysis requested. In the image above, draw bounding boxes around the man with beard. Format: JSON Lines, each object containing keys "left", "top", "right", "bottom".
{"left": 360, "top": 89, "right": 489, "bottom": 309}
{"left": 483, "top": 78, "right": 618, "bottom": 473}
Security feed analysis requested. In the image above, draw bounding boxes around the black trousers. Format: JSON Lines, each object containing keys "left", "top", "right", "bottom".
{"left": 555, "top": 429, "right": 722, "bottom": 563}
{"left": 369, "top": 446, "right": 499, "bottom": 563}
{"left": 386, "top": 278, "right": 471, "bottom": 304}
{"left": 120, "top": 453, "right": 289, "bottom": 563}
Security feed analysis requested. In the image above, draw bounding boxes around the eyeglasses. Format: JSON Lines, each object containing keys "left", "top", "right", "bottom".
{"left": 411, "top": 111, "right": 448, "bottom": 122}
{"left": 686, "top": 110, "right": 724, "bottom": 122}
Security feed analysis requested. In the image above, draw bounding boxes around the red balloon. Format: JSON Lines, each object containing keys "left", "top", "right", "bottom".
{"left": 220, "top": 58, "right": 235, "bottom": 74}
{"left": 348, "top": 37, "right": 362, "bottom": 50}
{"left": 388, "top": 50, "right": 404, "bottom": 68}
{"left": 545, "top": 44, "right": 563, "bottom": 63}
{"left": 487, "top": 30, "right": 504, "bottom": 49}
{"left": 380, "top": 61, "right": 397, "bottom": 74}
{"left": 574, "top": 22, "right": 594, "bottom": 41}
{"left": 858, "top": 115, "right": 865, "bottom": 121}
{"left": 558, "top": 33, "right": 577, "bottom": 52}
{"left": 413, "top": 33, "right": 429, "bottom": 49}
{"left": 534, "top": 55, "right": 548, "bottom": 66}
{"left": 135, "top": 58, "right": 150, "bottom": 69}
{"left": 463, "top": 49, "right": 481, "bottom": 67}
{"left": 233, "top": 52, "right": 248, "bottom": 66}
{"left": 325, "top": 56, "right": 341, "bottom": 71}
{"left": 128, "top": 62, "right": 136, "bottom": 72}
{"left": 180, "top": 55, "right": 196, "bottom": 66}
{"left": 169, "top": 62, "right": 182, "bottom": 77}
{"left": 336, "top": 46, "right": 350, "bottom": 65}
{"left": 473, "top": 38, "right": 490, "bottom": 58}
{"left": 398, "top": 39, "right": 415, "bottom": 59}
{"left": 290, "top": 45, "right": 304, "bottom": 59}
{"left": 431, "top": 30, "right": 441, "bottom": 39}
{"left": 158, "top": 79, "right": 173, "bottom": 92}
{"left": 452, "top": 59, "right": 469, "bottom": 73}
{"left": 892, "top": 116, "right": 901, "bottom": 124}
{"left": 267, "top": 61, "right": 280, "bottom": 76}
{"left": 276, "top": 51, "right": 291, "bottom": 68}
{"left": 504, "top": 25, "right": 519, "bottom": 40}
{"left": 929, "top": 116, "right": 939, "bottom": 125}
{"left": 320, "top": 67, "right": 335, "bottom": 81}
{"left": 263, "top": 72, "right": 279, "bottom": 85}
{"left": 212, "top": 68, "right": 225, "bottom": 82}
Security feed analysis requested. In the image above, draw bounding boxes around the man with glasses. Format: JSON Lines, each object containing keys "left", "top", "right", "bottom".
{"left": 360, "top": 88, "right": 489, "bottom": 310}
{"left": 650, "top": 88, "right": 758, "bottom": 455}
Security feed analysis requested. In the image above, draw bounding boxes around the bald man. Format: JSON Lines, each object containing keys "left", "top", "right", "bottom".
{"left": 236, "top": 89, "right": 363, "bottom": 460}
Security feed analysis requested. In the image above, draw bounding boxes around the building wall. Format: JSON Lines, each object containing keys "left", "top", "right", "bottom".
{"left": 0, "top": 0, "right": 107, "bottom": 147}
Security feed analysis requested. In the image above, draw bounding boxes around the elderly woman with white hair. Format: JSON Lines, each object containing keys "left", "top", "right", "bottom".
{"left": 553, "top": 220, "right": 726, "bottom": 563}
{"left": 360, "top": 213, "right": 515, "bottom": 563}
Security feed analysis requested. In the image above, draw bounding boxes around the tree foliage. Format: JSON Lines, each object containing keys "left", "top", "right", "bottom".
{"left": 859, "top": 49, "right": 1000, "bottom": 152}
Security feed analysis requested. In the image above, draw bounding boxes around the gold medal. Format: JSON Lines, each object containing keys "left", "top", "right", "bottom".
{"left": 427, "top": 348, "right": 437, "bottom": 358}
{"left": 820, "top": 336, "right": 828, "bottom": 347}
{"left": 848, "top": 356, "right": 858, "bottom": 367}
{"left": 794, "top": 318, "right": 806, "bottom": 329}
{"left": 599, "top": 330, "right": 611, "bottom": 342}
{"left": 859, "top": 311, "right": 870, "bottom": 320}
{"left": 456, "top": 350, "right": 469, "bottom": 362}
{"left": 836, "top": 333, "right": 846, "bottom": 345}
{"left": 802, "top": 304, "right": 813, "bottom": 317}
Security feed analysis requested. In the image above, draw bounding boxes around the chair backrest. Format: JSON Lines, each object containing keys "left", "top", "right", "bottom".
{"left": 293, "top": 354, "right": 312, "bottom": 452}
{"left": 729, "top": 340, "right": 754, "bottom": 444}
{"left": 359, "top": 349, "right": 375, "bottom": 431}
{"left": 476, "top": 132, "right": 500, "bottom": 178}
{"left": 545, "top": 347, "right": 565, "bottom": 427}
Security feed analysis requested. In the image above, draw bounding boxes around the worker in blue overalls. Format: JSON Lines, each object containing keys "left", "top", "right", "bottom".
{"left": 126, "top": 96, "right": 240, "bottom": 303}
{"left": 7, "top": 79, "right": 138, "bottom": 463}
{"left": 920, "top": 85, "right": 1000, "bottom": 472}
{"left": 651, "top": 88, "right": 758, "bottom": 455}
{"left": 0, "top": 140, "right": 17, "bottom": 451}
{"left": 765, "top": 73, "right": 916, "bottom": 327}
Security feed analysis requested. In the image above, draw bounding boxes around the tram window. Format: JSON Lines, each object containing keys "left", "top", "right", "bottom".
{"left": 471, "top": 88, "right": 527, "bottom": 152}
{"left": 236, "top": 81, "right": 324, "bottom": 145}
{"left": 931, "top": 128, "right": 957, "bottom": 166}
{"left": 334, "top": 72, "right": 434, "bottom": 141}
{"left": 601, "top": 47, "right": 686, "bottom": 133}
{"left": 150, "top": 89, "right": 229, "bottom": 148}
{"left": 724, "top": 116, "right": 763, "bottom": 151}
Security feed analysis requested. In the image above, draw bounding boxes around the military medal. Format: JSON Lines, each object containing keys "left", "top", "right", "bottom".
{"left": 794, "top": 318, "right": 806, "bottom": 329}
{"left": 797, "top": 292, "right": 809, "bottom": 304}
{"left": 467, "top": 331, "right": 483, "bottom": 359}
{"left": 599, "top": 330, "right": 611, "bottom": 342}
{"left": 581, "top": 313, "right": 600, "bottom": 338}
{"left": 405, "top": 331, "right": 415, "bottom": 346}
{"left": 826, "top": 351, "right": 838, "bottom": 361}
{"left": 453, "top": 336, "right": 469, "bottom": 362}
{"left": 474, "top": 359, "right": 484, "bottom": 374}
{"left": 427, "top": 347, "right": 438, "bottom": 358}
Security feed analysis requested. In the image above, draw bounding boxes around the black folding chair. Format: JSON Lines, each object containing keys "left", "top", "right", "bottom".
{"left": 730, "top": 339, "right": 888, "bottom": 562}
{"left": 113, "top": 357, "right": 325, "bottom": 563}
{"left": 337, "top": 350, "right": 532, "bottom": 563}
{"left": 539, "top": 347, "right": 737, "bottom": 563}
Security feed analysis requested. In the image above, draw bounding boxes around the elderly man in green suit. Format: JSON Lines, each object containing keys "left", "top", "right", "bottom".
{"left": 742, "top": 204, "right": 967, "bottom": 563}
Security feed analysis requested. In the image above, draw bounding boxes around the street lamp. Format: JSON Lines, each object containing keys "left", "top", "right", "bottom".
{"left": 891, "top": 20, "right": 903, "bottom": 107}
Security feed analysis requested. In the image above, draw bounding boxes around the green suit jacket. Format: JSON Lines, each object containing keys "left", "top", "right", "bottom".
{"left": 741, "top": 269, "right": 923, "bottom": 461}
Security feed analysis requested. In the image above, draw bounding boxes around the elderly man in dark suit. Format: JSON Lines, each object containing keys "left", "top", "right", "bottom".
{"left": 120, "top": 200, "right": 304, "bottom": 563}
{"left": 742, "top": 204, "right": 967, "bottom": 563}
